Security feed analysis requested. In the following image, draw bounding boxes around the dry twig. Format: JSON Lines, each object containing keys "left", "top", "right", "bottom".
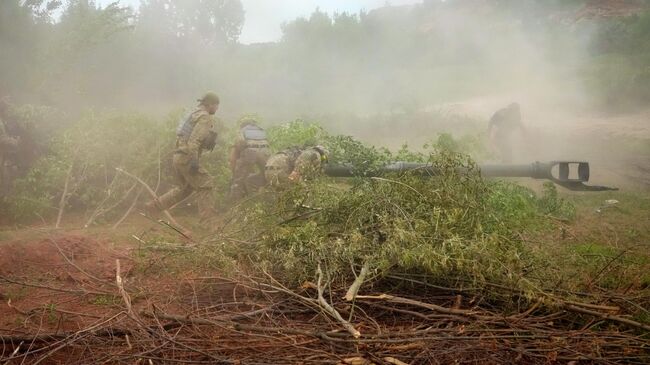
{"left": 55, "top": 162, "right": 74, "bottom": 228}
{"left": 317, "top": 264, "right": 361, "bottom": 338}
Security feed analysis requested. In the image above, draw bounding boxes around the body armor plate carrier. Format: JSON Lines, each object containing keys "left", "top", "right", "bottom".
{"left": 176, "top": 112, "right": 196, "bottom": 141}
{"left": 242, "top": 125, "right": 267, "bottom": 140}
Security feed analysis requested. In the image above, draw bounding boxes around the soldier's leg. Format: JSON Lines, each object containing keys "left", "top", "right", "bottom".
{"left": 498, "top": 133, "right": 513, "bottom": 163}
{"left": 186, "top": 166, "right": 215, "bottom": 221}
{"left": 230, "top": 157, "right": 250, "bottom": 201}
{"left": 148, "top": 153, "right": 192, "bottom": 212}
{"left": 247, "top": 148, "right": 271, "bottom": 192}
{"left": 157, "top": 185, "right": 193, "bottom": 211}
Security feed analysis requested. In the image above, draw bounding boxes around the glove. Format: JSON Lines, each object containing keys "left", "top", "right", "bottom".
{"left": 189, "top": 158, "right": 200, "bottom": 174}
{"left": 288, "top": 170, "right": 301, "bottom": 182}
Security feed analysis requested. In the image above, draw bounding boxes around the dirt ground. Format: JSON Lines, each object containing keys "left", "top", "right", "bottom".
{"left": 0, "top": 232, "right": 132, "bottom": 334}
{"left": 419, "top": 101, "right": 650, "bottom": 190}
{"left": 1, "top": 202, "right": 649, "bottom": 364}
{"left": 0, "top": 107, "right": 648, "bottom": 363}
{"left": 1, "top": 189, "right": 649, "bottom": 364}
{"left": 0, "top": 224, "right": 242, "bottom": 344}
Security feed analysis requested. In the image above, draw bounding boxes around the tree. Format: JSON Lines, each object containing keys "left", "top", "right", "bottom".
{"left": 21, "top": 0, "right": 63, "bottom": 22}
{"left": 139, "top": 0, "right": 245, "bottom": 45}
{"left": 57, "top": 0, "right": 132, "bottom": 53}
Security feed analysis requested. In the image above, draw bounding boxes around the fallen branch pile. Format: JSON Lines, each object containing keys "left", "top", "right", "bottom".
{"left": 1, "top": 270, "right": 648, "bottom": 365}
{"left": 2, "top": 149, "right": 649, "bottom": 363}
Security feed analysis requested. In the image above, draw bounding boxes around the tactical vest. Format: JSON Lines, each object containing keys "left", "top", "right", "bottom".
{"left": 241, "top": 124, "right": 268, "bottom": 147}
{"left": 176, "top": 111, "right": 198, "bottom": 142}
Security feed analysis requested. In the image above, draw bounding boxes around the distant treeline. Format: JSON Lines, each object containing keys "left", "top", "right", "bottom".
{"left": 1, "top": 0, "right": 650, "bottom": 116}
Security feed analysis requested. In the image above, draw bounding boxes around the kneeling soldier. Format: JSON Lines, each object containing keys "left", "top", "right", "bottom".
{"left": 229, "top": 117, "right": 270, "bottom": 200}
{"left": 265, "top": 145, "right": 329, "bottom": 188}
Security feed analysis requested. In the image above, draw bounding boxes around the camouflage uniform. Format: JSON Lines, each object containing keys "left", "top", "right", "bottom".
{"left": 264, "top": 151, "right": 294, "bottom": 188}
{"left": 156, "top": 106, "right": 217, "bottom": 220}
{"left": 229, "top": 122, "right": 270, "bottom": 200}
{"left": 265, "top": 147, "right": 325, "bottom": 188}
{"left": 292, "top": 149, "right": 323, "bottom": 179}
{"left": 488, "top": 103, "right": 524, "bottom": 163}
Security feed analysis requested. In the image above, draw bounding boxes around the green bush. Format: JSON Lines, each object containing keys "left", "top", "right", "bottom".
{"left": 222, "top": 136, "right": 570, "bottom": 296}
{"left": 4, "top": 110, "right": 232, "bottom": 223}
{"left": 5, "top": 111, "right": 173, "bottom": 222}
{"left": 584, "top": 11, "right": 650, "bottom": 109}
{"left": 426, "top": 133, "right": 493, "bottom": 162}
{"left": 266, "top": 119, "right": 327, "bottom": 152}
{"left": 537, "top": 182, "right": 576, "bottom": 220}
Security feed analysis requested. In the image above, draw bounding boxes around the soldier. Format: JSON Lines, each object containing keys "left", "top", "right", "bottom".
{"left": 0, "top": 98, "right": 19, "bottom": 197}
{"left": 147, "top": 92, "right": 220, "bottom": 221}
{"left": 229, "top": 117, "right": 270, "bottom": 200}
{"left": 488, "top": 102, "right": 525, "bottom": 163}
{"left": 265, "top": 145, "right": 329, "bottom": 188}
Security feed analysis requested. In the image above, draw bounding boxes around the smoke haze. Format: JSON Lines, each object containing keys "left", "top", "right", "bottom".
{"left": 1, "top": 0, "right": 649, "bottom": 187}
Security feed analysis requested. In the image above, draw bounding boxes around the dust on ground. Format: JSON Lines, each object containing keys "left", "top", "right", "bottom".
{"left": 0, "top": 233, "right": 131, "bottom": 333}
{"left": 413, "top": 97, "right": 650, "bottom": 190}
{"left": 0, "top": 228, "right": 237, "bottom": 336}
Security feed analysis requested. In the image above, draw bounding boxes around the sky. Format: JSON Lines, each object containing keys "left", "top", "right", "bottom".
{"left": 96, "top": 0, "right": 421, "bottom": 44}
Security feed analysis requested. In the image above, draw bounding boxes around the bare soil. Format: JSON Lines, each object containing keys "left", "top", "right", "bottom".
{"left": 0, "top": 233, "right": 131, "bottom": 334}
{"left": 0, "top": 208, "right": 648, "bottom": 364}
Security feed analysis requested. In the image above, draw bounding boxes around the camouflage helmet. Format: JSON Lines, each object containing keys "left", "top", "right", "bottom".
{"left": 238, "top": 115, "right": 260, "bottom": 128}
{"left": 313, "top": 145, "right": 329, "bottom": 163}
{"left": 197, "top": 92, "right": 220, "bottom": 106}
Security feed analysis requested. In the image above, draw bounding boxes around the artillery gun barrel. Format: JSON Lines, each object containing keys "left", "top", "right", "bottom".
{"left": 479, "top": 164, "right": 546, "bottom": 178}
{"left": 324, "top": 161, "right": 616, "bottom": 191}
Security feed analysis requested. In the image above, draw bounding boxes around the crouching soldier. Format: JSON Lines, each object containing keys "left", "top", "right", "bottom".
{"left": 147, "top": 92, "right": 220, "bottom": 222}
{"left": 265, "top": 145, "right": 329, "bottom": 188}
{"left": 229, "top": 117, "right": 270, "bottom": 200}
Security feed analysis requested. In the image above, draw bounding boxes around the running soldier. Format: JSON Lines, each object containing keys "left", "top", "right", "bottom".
{"left": 147, "top": 92, "right": 220, "bottom": 221}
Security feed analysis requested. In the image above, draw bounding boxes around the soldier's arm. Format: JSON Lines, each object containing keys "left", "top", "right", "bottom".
{"left": 290, "top": 151, "right": 320, "bottom": 181}
{"left": 488, "top": 112, "right": 502, "bottom": 140}
{"left": 187, "top": 115, "right": 214, "bottom": 160}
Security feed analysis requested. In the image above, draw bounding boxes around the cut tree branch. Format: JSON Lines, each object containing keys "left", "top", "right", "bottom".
{"left": 317, "top": 264, "right": 361, "bottom": 338}
{"left": 115, "top": 167, "right": 191, "bottom": 238}
{"left": 112, "top": 187, "right": 142, "bottom": 229}
{"left": 344, "top": 262, "right": 370, "bottom": 302}
{"left": 55, "top": 161, "right": 75, "bottom": 228}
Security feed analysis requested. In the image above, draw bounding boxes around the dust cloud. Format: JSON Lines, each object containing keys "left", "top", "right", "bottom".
{"left": 1, "top": 0, "right": 649, "bottom": 188}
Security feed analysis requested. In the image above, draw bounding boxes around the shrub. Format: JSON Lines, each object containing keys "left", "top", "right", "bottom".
{"left": 266, "top": 119, "right": 327, "bottom": 152}
{"left": 4, "top": 110, "right": 232, "bottom": 223}
{"left": 223, "top": 136, "right": 569, "bottom": 296}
